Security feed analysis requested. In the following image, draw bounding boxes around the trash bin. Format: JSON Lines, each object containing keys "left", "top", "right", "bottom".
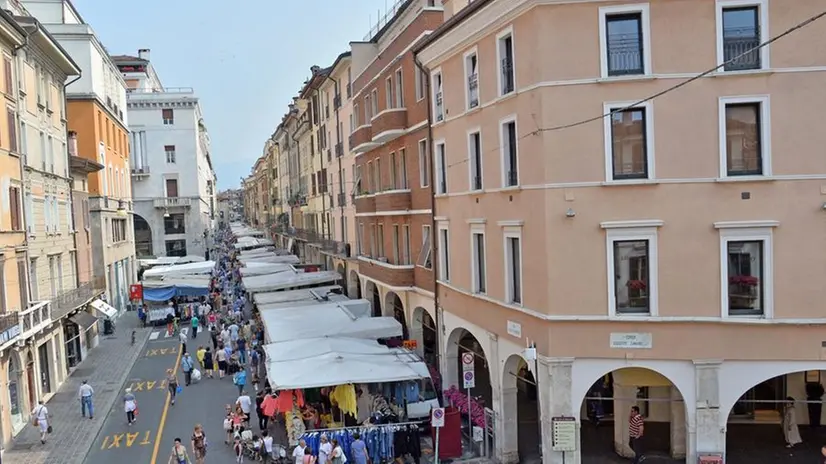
{"left": 103, "top": 318, "right": 115, "bottom": 335}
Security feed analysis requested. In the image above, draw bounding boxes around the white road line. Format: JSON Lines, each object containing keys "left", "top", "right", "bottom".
{"left": 149, "top": 331, "right": 160, "bottom": 340}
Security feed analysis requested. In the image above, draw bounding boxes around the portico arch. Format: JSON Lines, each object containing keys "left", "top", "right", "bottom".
{"left": 384, "top": 291, "right": 408, "bottom": 340}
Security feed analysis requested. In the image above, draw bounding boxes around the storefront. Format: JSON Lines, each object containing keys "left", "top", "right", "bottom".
{"left": 7, "top": 353, "right": 24, "bottom": 434}
{"left": 64, "top": 311, "right": 98, "bottom": 372}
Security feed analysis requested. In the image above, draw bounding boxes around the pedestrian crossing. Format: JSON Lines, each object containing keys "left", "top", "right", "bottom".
{"left": 148, "top": 327, "right": 189, "bottom": 340}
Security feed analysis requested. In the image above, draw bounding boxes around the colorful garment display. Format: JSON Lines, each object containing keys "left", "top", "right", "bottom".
{"left": 261, "top": 394, "right": 279, "bottom": 417}
{"left": 300, "top": 424, "right": 421, "bottom": 464}
{"left": 274, "top": 389, "right": 305, "bottom": 413}
{"left": 285, "top": 409, "right": 306, "bottom": 446}
{"left": 329, "top": 384, "right": 357, "bottom": 418}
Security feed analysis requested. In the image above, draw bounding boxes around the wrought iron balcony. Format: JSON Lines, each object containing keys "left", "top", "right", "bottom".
{"left": 0, "top": 312, "right": 20, "bottom": 348}
{"left": 723, "top": 29, "right": 761, "bottom": 71}
{"left": 51, "top": 277, "right": 105, "bottom": 320}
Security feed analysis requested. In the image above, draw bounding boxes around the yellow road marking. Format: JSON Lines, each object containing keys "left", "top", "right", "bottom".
{"left": 150, "top": 345, "right": 183, "bottom": 463}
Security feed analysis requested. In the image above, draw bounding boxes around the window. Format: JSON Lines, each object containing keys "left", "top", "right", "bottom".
{"left": 438, "top": 226, "right": 450, "bottom": 281}
{"left": 164, "top": 213, "right": 186, "bottom": 235}
{"left": 604, "top": 102, "right": 653, "bottom": 181}
{"left": 47, "top": 136, "right": 54, "bottom": 172}
{"left": 19, "top": 121, "right": 26, "bottom": 157}
{"left": 377, "top": 224, "right": 385, "bottom": 258}
{"left": 435, "top": 141, "right": 447, "bottom": 194}
{"left": 389, "top": 152, "right": 397, "bottom": 189}
{"left": 464, "top": 49, "right": 479, "bottom": 109}
{"left": 357, "top": 223, "right": 364, "bottom": 255}
{"left": 165, "top": 145, "right": 176, "bottom": 163}
{"left": 497, "top": 28, "right": 515, "bottom": 95}
{"left": 415, "top": 67, "right": 426, "bottom": 101}
{"left": 394, "top": 68, "right": 404, "bottom": 108}
{"left": 719, "top": 96, "right": 770, "bottom": 177}
{"left": 3, "top": 56, "right": 11, "bottom": 94}
{"left": 401, "top": 225, "right": 411, "bottom": 265}
{"left": 432, "top": 71, "right": 443, "bottom": 122}
{"left": 29, "top": 258, "right": 38, "bottom": 301}
{"left": 471, "top": 228, "right": 486, "bottom": 294}
{"left": 369, "top": 224, "right": 377, "bottom": 257}
{"left": 364, "top": 96, "right": 371, "bottom": 122}
{"left": 375, "top": 158, "right": 382, "bottom": 192}
{"left": 603, "top": 222, "right": 660, "bottom": 317}
{"left": 370, "top": 89, "right": 378, "bottom": 118}
{"left": 717, "top": 223, "right": 774, "bottom": 317}
{"left": 68, "top": 252, "right": 77, "bottom": 288}
{"left": 165, "top": 178, "right": 179, "bottom": 197}
{"left": 501, "top": 117, "right": 518, "bottom": 187}
{"left": 39, "top": 131, "right": 45, "bottom": 171}
{"left": 8, "top": 186, "right": 20, "bottom": 230}
{"left": 162, "top": 108, "right": 174, "bottom": 125}
{"left": 717, "top": 1, "right": 767, "bottom": 71}
{"left": 48, "top": 255, "right": 57, "bottom": 297}
{"left": 0, "top": 256, "right": 4, "bottom": 311}
{"left": 417, "top": 224, "right": 432, "bottom": 269}
{"left": 6, "top": 108, "right": 15, "bottom": 152}
{"left": 417, "top": 139, "right": 430, "bottom": 188}
{"left": 56, "top": 254, "right": 63, "bottom": 293}
{"left": 385, "top": 76, "right": 394, "bottom": 110}
{"left": 599, "top": 4, "right": 651, "bottom": 77}
{"left": 468, "top": 130, "right": 482, "bottom": 190}
{"left": 24, "top": 191, "right": 32, "bottom": 234}
{"left": 504, "top": 231, "right": 522, "bottom": 304}
{"left": 392, "top": 225, "right": 400, "bottom": 264}
{"left": 399, "top": 149, "right": 408, "bottom": 189}
{"left": 165, "top": 239, "right": 187, "bottom": 257}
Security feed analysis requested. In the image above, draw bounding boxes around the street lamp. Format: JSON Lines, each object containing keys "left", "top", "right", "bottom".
{"left": 116, "top": 200, "right": 127, "bottom": 217}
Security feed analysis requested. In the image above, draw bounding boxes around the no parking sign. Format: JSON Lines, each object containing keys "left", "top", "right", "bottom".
{"left": 463, "top": 370, "right": 476, "bottom": 388}
{"left": 431, "top": 407, "right": 445, "bottom": 427}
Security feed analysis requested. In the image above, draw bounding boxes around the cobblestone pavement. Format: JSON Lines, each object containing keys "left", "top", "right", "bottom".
{"left": 3, "top": 314, "right": 151, "bottom": 464}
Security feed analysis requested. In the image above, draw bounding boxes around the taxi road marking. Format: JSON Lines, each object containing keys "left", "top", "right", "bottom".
{"left": 127, "top": 380, "right": 169, "bottom": 392}
{"left": 100, "top": 430, "right": 152, "bottom": 449}
{"left": 145, "top": 347, "right": 177, "bottom": 357}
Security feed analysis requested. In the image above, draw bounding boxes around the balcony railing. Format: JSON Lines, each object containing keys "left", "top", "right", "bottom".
{"left": 501, "top": 58, "right": 515, "bottom": 93}
{"left": 273, "top": 226, "right": 351, "bottom": 257}
{"left": 154, "top": 197, "right": 192, "bottom": 208}
{"left": 51, "top": 277, "right": 105, "bottom": 320}
{"left": 0, "top": 312, "right": 21, "bottom": 348}
{"left": 20, "top": 301, "right": 52, "bottom": 340}
{"left": 723, "top": 28, "right": 761, "bottom": 71}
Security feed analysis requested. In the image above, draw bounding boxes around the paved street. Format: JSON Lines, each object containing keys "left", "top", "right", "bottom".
{"left": 84, "top": 325, "right": 243, "bottom": 464}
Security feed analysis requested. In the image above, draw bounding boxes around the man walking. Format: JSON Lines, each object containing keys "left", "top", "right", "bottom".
{"left": 191, "top": 313, "right": 199, "bottom": 339}
{"left": 628, "top": 405, "right": 645, "bottom": 464}
{"left": 78, "top": 380, "right": 94, "bottom": 419}
{"left": 179, "top": 327, "right": 188, "bottom": 355}
{"left": 181, "top": 352, "right": 195, "bottom": 386}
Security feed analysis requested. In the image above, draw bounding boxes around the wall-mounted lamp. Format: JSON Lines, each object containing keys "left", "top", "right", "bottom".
{"left": 116, "top": 200, "right": 127, "bottom": 217}
{"left": 163, "top": 208, "right": 170, "bottom": 218}
{"left": 565, "top": 208, "right": 576, "bottom": 218}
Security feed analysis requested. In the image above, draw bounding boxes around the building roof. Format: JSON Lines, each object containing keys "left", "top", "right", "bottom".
{"left": 13, "top": 15, "right": 81, "bottom": 76}
{"left": 299, "top": 66, "right": 331, "bottom": 98}
{"left": 413, "top": 0, "right": 493, "bottom": 55}
{"left": 69, "top": 154, "right": 104, "bottom": 173}
{"left": 111, "top": 54, "right": 148, "bottom": 64}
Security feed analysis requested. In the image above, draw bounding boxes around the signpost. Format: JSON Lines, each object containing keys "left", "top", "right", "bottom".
{"left": 462, "top": 352, "right": 475, "bottom": 436}
{"left": 431, "top": 407, "right": 445, "bottom": 464}
{"left": 551, "top": 416, "right": 577, "bottom": 452}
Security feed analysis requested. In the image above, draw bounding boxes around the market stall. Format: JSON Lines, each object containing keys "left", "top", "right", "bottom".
{"left": 142, "top": 260, "right": 216, "bottom": 279}
{"left": 252, "top": 285, "right": 341, "bottom": 305}
{"left": 259, "top": 301, "right": 401, "bottom": 342}
{"left": 241, "top": 269, "right": 340, "bottom": 293}
{"left": 238, "top": 254, "right": 300, "bottom": 266}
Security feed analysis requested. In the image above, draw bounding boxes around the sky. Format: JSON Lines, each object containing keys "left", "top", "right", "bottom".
{"left": 75, "top": 0, "right": 394, "bottom": 191}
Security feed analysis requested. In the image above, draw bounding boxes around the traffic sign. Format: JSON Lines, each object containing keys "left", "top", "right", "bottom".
{"left": 462, "top": 352, "right": 474, "bottom": 365}
{"left": 463, "top": 370, "right": 476, "bottom": 388}
{"left": 431, "top": 407, "right": 445, "bottom": 427}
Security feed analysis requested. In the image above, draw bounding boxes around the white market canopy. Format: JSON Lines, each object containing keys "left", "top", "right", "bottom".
{"left": 138, "top": 255, "right": 205, "bottom": 267}
{"left": 240, "top": 263, "right": 293, "bottom": 277}
{"left": 231, "top": 226, "right": 265, "bottom": 238}
{"left": 234, "top": 237, "right": 274, "bottom": 250}
{"left": 260, "top": 301, "right": 402, "bottom": 342}
{"left": 142, "top": 276, "right": 211, "bottom": 288}
{"left": 258, "top": 296, "right": 368, "bottom": 317}
{"left": 143, "top": 260, "right": 216, "bottom": 279}
{"left": 253, "top": 285, "right": 342, "bottom": 305}
{"left": 265, "top": 350, "right": 430, "bottom": 390}
{"left": 242, "top": 270, "right": 340, "bottom": 293}
{"left": 238, "top": 255, "right": 300, "bottom": 266}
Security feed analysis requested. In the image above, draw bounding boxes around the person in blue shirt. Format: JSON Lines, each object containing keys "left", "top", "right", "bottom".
{"left": 181, "top": 352, "right": 195, "bottom": 386}
{"left": 233, "top": 369, "right": 247, "bottom": 396}
{"left": 190, "top": 315, "right": 199, "bottom": 339}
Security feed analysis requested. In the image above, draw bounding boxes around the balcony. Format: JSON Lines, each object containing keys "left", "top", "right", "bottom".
{"left": 51, "top": 277, "right": 106, "bottom": 320}
{"left": 354, "top": 194, "right": 375, "bottom": 213}
{"left": 131, "top": 166, "right": 150, "bottom": 178}
{"left": 374, "top": 189, "right": 411, "bottom": 212}
{"left": 19, "top": 301, "right": 52, "bottom": 341}
{"left": 0, "top": 312, "right": 20, "bottom": 350}
{"left": 349, "top": 126, "right": 378, "bottom": 154}
{"left": 154, "top": 197, "right": 192, "bottom": 208}
{"left": 371, "top": 109, "right": 407, "bottom": 145}
{"left": 357, "top": 256, "right": 414, "bottom": 287}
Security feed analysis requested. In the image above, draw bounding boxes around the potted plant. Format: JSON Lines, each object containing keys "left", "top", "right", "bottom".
{"left": 806, "top": 380, "right": 824, "bottom": 427}
{"left": 728, "top": 275, "right": 759, "bottom": 308}
{"left": 626, "top": 280, "right": 647, "bottom": 307}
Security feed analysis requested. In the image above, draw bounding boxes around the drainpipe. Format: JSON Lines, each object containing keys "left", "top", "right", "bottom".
{"left": 414, "top": 53, "right": 442, "bottom": 391}
{"left": 11, "top": 37, "right": 28, "bottom": 299}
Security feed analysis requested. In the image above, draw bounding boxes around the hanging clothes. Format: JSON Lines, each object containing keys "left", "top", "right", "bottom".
{"left": 329, "top": 384, "right": 357, "bottom": 418}
{"left": 274, "top": 389, "right": 306, "bottom": 413}
{"left": 262, "top": 394, "right": 279, "bottom": 417}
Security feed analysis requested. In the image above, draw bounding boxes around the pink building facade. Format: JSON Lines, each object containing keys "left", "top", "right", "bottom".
{"left": 416, "top": 0, "right": 826, "bottom": 462}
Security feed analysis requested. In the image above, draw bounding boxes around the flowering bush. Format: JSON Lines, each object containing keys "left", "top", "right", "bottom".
{"left": 729, "top": 275, "right": 759, "bottom": 287}
{"left": 444, "top": 385, "right": 486, "bottom": 427}
{"left": 626, "top": 280, "right": 647, "bottom": 291}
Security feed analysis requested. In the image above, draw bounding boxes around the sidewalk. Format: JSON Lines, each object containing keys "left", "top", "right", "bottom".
{"left": 3, "top": 314, "right": 151, "bottom": 464}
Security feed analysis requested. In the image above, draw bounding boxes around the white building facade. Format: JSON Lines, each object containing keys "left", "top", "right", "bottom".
{"left": 116, "top": 50, "right": 216, "bottom": 259}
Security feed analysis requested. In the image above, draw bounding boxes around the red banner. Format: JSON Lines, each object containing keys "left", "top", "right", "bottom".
{"left": 129, "top": 284, "right": 143, "bottom": 301}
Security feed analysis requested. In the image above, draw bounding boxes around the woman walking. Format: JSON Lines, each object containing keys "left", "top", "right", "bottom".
{"left": 123, "top": 388, "right": 138, "bottom": 425}
{"left": 203, "top": 347, "right": 214, "bottom": 379}
{"left": 168, "top": 437, "right": 190, "bottom": 464}
{"left": 191, "top": 424, "right": 208, "bottom": 464}
{"left": 167, "top": 369, "right": 179, "bottom": 405}
{"left": 783, "top": 396, "right": 802, "bottom": 448}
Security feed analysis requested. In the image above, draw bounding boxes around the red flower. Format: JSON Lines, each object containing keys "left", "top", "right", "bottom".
{"left": 626, "top": 280, "right": 647, "bottom": 291}
{"left": 729, "top": 275, "right": 759, "bottom": 287}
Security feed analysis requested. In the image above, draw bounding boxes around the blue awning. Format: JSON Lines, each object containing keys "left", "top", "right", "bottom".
{"left": 143, "top": 286, "right": 177, "bottom": 302}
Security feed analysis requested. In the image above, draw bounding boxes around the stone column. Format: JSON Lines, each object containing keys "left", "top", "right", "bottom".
{"left": 694, "top": 360, "right": 724, "bottom": 463}
{"left": 410, "top": 320, "right": 425, "bottom": 358}
{"left": 539, "top": 357, "right": 578, "bottom": 464}
{"left": 500, "top": 386, "right": 520, "bottom": 463}
{"left": 612, "top": 384, "right": 636, "bottom": 458}
{"left": 670, "top": 387, "right": 687, "bottom": 458}
{"left": 486, "top": 332, "right": 504, "bottom": 462}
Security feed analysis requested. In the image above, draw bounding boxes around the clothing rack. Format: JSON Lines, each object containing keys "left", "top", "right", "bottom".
{"left": 305, "top": 420, "right": 423, "bottom": 433}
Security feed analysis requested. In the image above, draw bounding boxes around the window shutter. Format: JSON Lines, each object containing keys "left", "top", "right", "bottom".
{"left": 4, "top": 58, "right": 11, "bottom": 95}
{"left": 7, "top": 108, "right": 15, "bottom": 153}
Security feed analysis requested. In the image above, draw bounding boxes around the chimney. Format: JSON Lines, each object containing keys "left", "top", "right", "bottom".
{"left": 138, "top": 48, "right": 150, "bottom": 61}
{"left": 68, "top": 131, "right": 78, "bottom": 157}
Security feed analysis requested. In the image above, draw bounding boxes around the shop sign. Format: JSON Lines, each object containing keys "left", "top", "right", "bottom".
{"left": 506, "top": 320, "right": 522, "bottom": 338}
{"left": 129, "top": 284, "right": 143, "bottom": 301}
{"left": 609, "top": 332, "right": 652, "bottom": 349}
{"left": 402, "top": 339, "right": 417, "bottom": 349}
{"left": 0, "top": 324, "right": 21, "bottom": 345}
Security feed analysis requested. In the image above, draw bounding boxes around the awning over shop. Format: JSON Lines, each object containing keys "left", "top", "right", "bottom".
{"left": 90, "top": 299, "right": 117, "bottom": 319}
{"left": 242, "top": 270, "right": 340, "bottom": 293}
{"left": 234, "top": 237, "right": 274, "bottom": 250}
{"left": 252, "top": 285, "right": 342, "bottom": 305}
{"left": 141, "top": 276, "right": 210, "bottom": 300}
{"left": 70, "top": 311, "right": 99, "bottom": 330}
{"left": 260, "top": 301, "right": 402, "bottom": 342}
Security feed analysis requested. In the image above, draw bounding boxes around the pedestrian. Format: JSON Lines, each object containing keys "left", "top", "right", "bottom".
{"left": 191, "top": 313, "right": 200, "bottom": 339}
{"left": 783, "top": 396, "right": 802, "bottom": 448}
{"left": 237, "top": 391, "right": 252, "bottom": 424}
{"left": 233, "top": 368, "right": 247, "bottom": 396}
{"left": 123, "top": 388, "right": 138, "bottom": 426}
{"left": 255, "top": 390, "right": 268, "bottom": 430}
{"left": 330, "top": 439, "right": 345, "bottom": 464}
{"left": 196, "top": 345, "right": 206, "bottom": 369}
{"left": 223, "top": 406, "right": 234, "bottom": 444}
{"left": 216, "top": 344, "right": 228, "bottom": 379}
{"left": 32, "top": 400, "right": 50, "bottom": 444}
{"left": 233, "top": 436, "right": 244, "bottom": 463}
{"left": 303, "top": 446, "right": 316, "bottom": 464}
{"left": 179, "top": 328, "right": 188, "bottom": 355}
{"left": 237, "top": 337, "right": 247, "bottom": 365}
{"left": 628, "top": 405, "right": 644, "bottom": 464}
{"left": 351, "top": 433, "right": 367, "bottom": 464}
{"left": 210, "top": 324, "right": 219, "bottom": 350}
{"left": 203, "top": 347, "right": 214, "bottom": 379}
{"left": 166, "top": 311, "right": 175, "bottom": 337}
{"left": 167, "top": 369, "right": 179, "bottom": 405}
{"left": 318, "top": 434, "right": 332, "bottom": 464}
{"left": 262, "top": 430, "right": 274, "bottom": 463}
{"left": 181, "top": 352, "right": 195, "bottom": 386}
{"left": 191, "top": 424, "right": 208, "bottom": 464}
{"left": 168, "top": 437, "right": 190, "bottom": 464}
{"left": 292, "top": 439, "right": 306, "bottom": 464}
{"left": 229, "top": 321, "right": 240, "bottom": 343}
{"left": 78, "top": 379, "right": 94, "bottom": 419}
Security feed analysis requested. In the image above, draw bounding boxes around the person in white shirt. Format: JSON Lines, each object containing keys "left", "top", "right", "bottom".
{"left": 318, "top": 434, "right": 332, "bottom": 464}
{"left": 179, "top": 329, "right": 188, "bottom": 354}
{"left": 32, "top": 401, "right": 49, "bottom": 444}
{"left": 78, "top": 380, "right": 94, "bottom": 419}
{"left": 262, "top": 430, "right": 274, "bottom": 460}
{"left": 292, "top": 439, "right": 306, "bottom": 464}
{"left": 236, "top": 394, "right": 252, "bottom": 418}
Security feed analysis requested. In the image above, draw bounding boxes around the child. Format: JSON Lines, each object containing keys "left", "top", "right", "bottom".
{"left": 251, "top": 435, "right": 263, "bottom": 460}
{"left": 251, "top": 371, "right": 259, "bottom": 392}
{"left": 233, "top": 436, "right": 244, "bottom": 463}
